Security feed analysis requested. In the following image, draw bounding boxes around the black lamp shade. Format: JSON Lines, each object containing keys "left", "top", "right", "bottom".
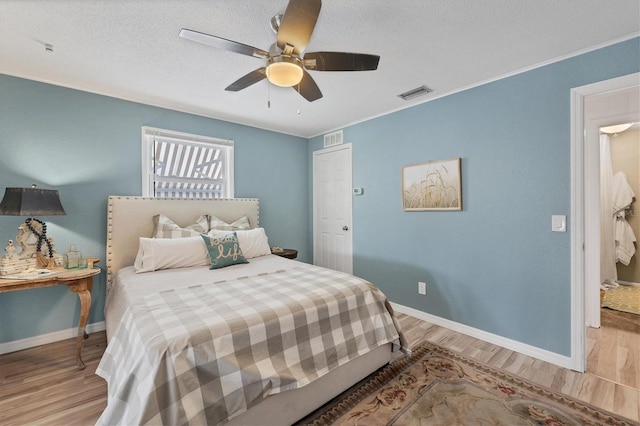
{"left": 0, "top": 187, "right": 66, "bottom": 216}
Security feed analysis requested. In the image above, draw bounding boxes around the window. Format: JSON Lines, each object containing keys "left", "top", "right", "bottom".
{"left": 142, "top": 127, "right": 234, "bottom": 198}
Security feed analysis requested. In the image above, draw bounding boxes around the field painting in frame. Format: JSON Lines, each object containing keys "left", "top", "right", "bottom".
{"left": 402, "top": 157, "right": 462, "bottom": 211}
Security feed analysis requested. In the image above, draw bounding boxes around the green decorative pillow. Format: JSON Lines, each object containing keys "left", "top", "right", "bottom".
{"left": 201, "top": 232, "right": 249, "bottom": 269}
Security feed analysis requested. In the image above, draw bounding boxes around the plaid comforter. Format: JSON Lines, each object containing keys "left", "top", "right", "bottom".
{"left": 96, "top": 264, "right": 407, "bottom": 425}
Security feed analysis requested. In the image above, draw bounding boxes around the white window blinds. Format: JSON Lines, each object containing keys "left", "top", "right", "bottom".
{"left": 142, "top": 127, "right": 234, "bottom": 198}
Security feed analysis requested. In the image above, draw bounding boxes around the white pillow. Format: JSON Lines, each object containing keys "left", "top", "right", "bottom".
{"left": 207, "top": 227, "right": 271, "bottom": 259}
{"left": 134, "top": 236, "right": 210, "bottom": 273}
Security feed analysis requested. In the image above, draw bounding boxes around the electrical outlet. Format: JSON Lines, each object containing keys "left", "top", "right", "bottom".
{"left": 418, "top": 281, "right": 426, "bottom": 295}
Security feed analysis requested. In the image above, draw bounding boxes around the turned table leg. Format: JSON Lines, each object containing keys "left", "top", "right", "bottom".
{"left": 67, "top": 277, "right": 92, "bottom": 370}
{"left": 84, "top": 279, "right": 94, "bottom": 339}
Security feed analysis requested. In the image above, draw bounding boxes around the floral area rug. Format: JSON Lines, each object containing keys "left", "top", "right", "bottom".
{"left": 298, "top": 341, "right": 633, "bottom": 425}
{"left": 602, "top": 284, "right": 640, "bottom": 315}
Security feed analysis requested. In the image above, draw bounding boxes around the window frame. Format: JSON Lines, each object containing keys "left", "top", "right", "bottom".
{"left": 141, "top": 126, "right": 234, "bottom": 198}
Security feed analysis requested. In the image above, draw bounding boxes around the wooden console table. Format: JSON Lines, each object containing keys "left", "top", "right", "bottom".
{"left": 0, "top": 259, "right": 100, "bottom": 370}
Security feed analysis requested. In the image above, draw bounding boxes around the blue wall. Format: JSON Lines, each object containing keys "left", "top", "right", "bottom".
{"left": 309, "top": 38, "right": 640, "bottom": 356}
{"left": 1, "top": 37, "right": 638, "bottom": 356}
{"left": 0, "top": 75, "right": 309, "bottom": 343}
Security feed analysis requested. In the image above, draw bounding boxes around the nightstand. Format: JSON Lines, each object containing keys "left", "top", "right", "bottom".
{"left": 271, "top": 248, "right": 298, "bottom": 259}
{"left": 0, "top": 258, "right": 100, "bottom": 370}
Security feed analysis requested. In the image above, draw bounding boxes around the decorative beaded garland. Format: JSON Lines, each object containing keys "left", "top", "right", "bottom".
{"left": 25, "top": 218, "right": 54, "bottom": 258}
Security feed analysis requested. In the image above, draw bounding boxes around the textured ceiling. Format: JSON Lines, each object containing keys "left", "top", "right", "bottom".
{"left": 1, "top": 0, "right": 639, "bottom": 138}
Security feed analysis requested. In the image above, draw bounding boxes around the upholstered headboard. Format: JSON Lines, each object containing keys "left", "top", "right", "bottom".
{"left": 106, "top": 196, "right": 260, "bottom": 286}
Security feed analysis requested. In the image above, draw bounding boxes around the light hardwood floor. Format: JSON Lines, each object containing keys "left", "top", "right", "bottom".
{"left": 1, "top": 313, "right": 638, "bottom": 425}
{"left": 587, "top": 309, "right": 640, "bottom": 390}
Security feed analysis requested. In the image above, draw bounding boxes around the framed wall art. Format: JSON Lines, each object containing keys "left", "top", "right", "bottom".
{"left": 402, "top": 157, "right": 462, "bottom": 211}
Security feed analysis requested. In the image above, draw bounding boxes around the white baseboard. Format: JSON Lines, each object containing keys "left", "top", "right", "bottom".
{"left": 392, "top": 303, "right": 574, "bottom": 370}
{"left": 617, "top": 280, "right": 640, "bottom": 287}
{"left": 0, "top": 321, "right": 106, "bottom": 355}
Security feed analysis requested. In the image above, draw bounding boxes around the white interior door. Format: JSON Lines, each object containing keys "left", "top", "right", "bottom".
{"left": 313, "top": 144, "right": 353, "bottom": 274}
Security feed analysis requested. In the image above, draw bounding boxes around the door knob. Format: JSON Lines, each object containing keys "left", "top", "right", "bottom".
{"left": 342, "top": 226, "right": 349, "bottom": 231}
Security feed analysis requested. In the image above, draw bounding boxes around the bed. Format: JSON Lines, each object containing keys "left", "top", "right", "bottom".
{"left": 96, "top": 196, "right": 407, "bottom": 425}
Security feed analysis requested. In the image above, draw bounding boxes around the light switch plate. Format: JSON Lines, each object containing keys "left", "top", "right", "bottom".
{"left": 353, "top": 188, "right": 364, "bottom": 195}
{"left": 552, "top": 215, "right": 566, "bottom": 232}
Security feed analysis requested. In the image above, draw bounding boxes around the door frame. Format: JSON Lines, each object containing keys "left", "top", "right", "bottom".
{"left": 312, "top": 143, "right": 353, "bottom": 272}
{"left": 570, "top": 72, "right": 640, "bottom": 371}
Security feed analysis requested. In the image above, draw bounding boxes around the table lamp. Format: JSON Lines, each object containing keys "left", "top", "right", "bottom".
{"left": 0, "top": 185, "right": 66, "bottom": 273}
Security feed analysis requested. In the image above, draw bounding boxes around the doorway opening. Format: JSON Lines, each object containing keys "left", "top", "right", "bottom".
{"left": 570, "top": 72, "right": 639, "bottom": 378}
{"left": 591, "top": 121, "right": 640, "bottom": 388}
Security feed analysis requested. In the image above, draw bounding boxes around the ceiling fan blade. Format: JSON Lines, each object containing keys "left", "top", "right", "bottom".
{"left": 179, "top": 28, "right": 269, "bottom": 59}
{"left": 293, "top": 70, "right": 323, "bottom": 102}
{"left": 277, "top": 0, "right": 321, "bottom": 55}
{"left": 303, "top": 52, "right": 380, "bottom": 71}
{"left": 225, "top": 68, "right": 267, "bottom": 91}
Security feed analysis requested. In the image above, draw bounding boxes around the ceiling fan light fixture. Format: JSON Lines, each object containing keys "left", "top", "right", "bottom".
{"left": 266, "top": 56, "right": 303, "bottom": 87}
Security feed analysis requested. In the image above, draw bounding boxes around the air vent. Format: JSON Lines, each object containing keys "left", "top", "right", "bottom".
{"left": 398, "top": 85, "right": 433, "bottom": 101}
{"left": 324, "top": 130, "right": 343, "bottom": 148}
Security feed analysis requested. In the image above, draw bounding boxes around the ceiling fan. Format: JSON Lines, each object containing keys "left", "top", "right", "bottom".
{"left": 179, "top": 0, "right": 380, "bottom": 102}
